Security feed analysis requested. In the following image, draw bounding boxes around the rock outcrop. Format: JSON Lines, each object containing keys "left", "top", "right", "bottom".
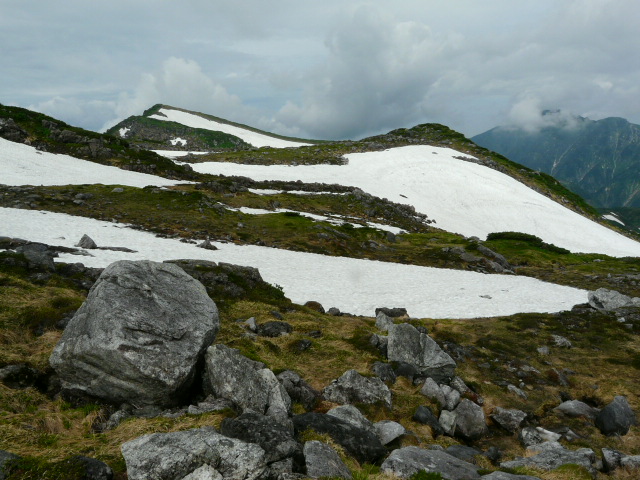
{"left": 49, "top": 260, "right": 219, "bottom": 406}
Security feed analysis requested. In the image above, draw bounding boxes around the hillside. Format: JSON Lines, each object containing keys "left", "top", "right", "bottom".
{"left": 472, "top": 113, "right": 640, "bottom": 210}
{"left": 1, "top": 105, "right": 639, "bottom": 480}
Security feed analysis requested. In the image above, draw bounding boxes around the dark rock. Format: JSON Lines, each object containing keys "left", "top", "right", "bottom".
{"left": 76, "top": 234, "right": 97, "bottom": 249}
{"left": 327, "top": 404, "right": 375, "bottom": 434}
{"left": 121, "top": 426, "right": 267, "bottom": 480}
{"left": 381, "top": 446, "right": 481, "bottom": 479}
{"left": 322, "top": 369, "right": 391, "bottom": 407}
{"left": 375, "top": 307, "right": 408, "bottom": 318}
{"left": 292, "top": 339, "right": 312, "bottom": 352}
{"left": 480, "top": 472, "right": 541, "bottom": 480}
{"left": 0, "top": 450, "right": 19, "bottom": 480}
{"left": 369, "top": 334, "right": 388, "bottom": 357}
{"left": 371, "top": 361, "right": 396, "bottom": 384}
{"left": 0, "top": 363, "right": 41, "bottom": 389}
{"left": 292, "top": 412, "right": 386, "bottom": 464}
{"left": 601, "top": 447, "right": 624, "bottom": 472}
{"left": 387, "top": 323, "right": 456, "bottom": 382}
{"left": 595, "top": 396, "right": 636, "bottom": 436}
{"left": 0, "top": 118, "right": 28, "bottom": 143}
{"left": 270, "top": 310, "right": 284, "bottom": 320}
{"left": 304, "top": 301, "right": 325, "bottom": 313}
{"left": 490, "top": 407, "right": 527, "bottom": 433}
{"left": 303, "top": 441, "right": 352, "bottom": 479}
{"left": 257, "top": 321, "right": 293, "bottom": 337}
{"left": 392, "top": 361, "right": 419, "bottom": 382}
{"left": 412, "top": 405, "right": 444, "bottom": 436}
{"left": 197, "top": 239, "right": 218, "bottom": 250}
{"left": 276, "top": 370, "right": 319, "bottom": 411}
{"left": 445, "top": 445, "right": 482, "bottom": 463}
{"left": 483, "top": 447, "right": 502, "bottom": 465}
{"left": 204, "top": 344, "right": 291, "bottom": 420}
{"left": 327, "top": 307, "right": 341, "bottom": 316}
{"left": 454, "top": 399, "right": 488, "bottom": 441}
{"left": 50, "top": 260, "right": 219, "bottom": 407}
{"left": 64, "top": 456, "right": 113, "bottom": 480}
{"left": 16, "top": 242, "right": 56, "bottom": 271}
{"left": 221, "top": 412, "right": 301, "bottom": 464}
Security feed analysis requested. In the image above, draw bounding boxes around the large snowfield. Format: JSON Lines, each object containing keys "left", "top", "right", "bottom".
{"left": 192, "top": 145, "right": 640, "bottom": 258}
{"left": 149, "top": 108, "right": 311, "bottom": 149}
{"left": 1, "top": 208, "right": 587, "bottom": 319}
{"left": 0, "top": 138, "right": 185, "bottom": 187}
{"left": 3, "top": 136, "right": 639, "bottom": 318}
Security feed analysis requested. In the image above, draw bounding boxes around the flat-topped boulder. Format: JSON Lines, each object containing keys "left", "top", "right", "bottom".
{"left": 50, "top": 260, "right": 219, "bottom": 407}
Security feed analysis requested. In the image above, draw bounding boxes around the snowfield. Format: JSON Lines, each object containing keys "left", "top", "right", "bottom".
{"left": 0, "top": 138, "right": 187, "bottom": 188}
{"left": 1, "top": 208, "right": 587, "bottom": 319}
{"left": 149, "top": 108, "right": 311, "bottom": 149}
{"left": 192, "top": 145, "right": 640, "bottom": 258}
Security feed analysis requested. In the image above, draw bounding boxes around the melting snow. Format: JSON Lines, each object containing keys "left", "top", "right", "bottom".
{"left": 119, "top": 127, "right": 130, "bottom": 138}
{"left": 0, "top": 138, "right": 188, "bottom": 187}
{"left": 153, "top": 150, "right": 209, "bottom": 158}
{"left": 0, "top": 208, "right": 587, "bottom": 319}
{"left": 192, "top": 145, "right": 640, "bottom": 258}
{"left": 149, "top": 108, "right": 311, "bottom": 149}
{"left": 603, "top": 213, "right": 625, "bottom": 226}
{"left": 169, "top": 137, "right": 187, "bottom": 147}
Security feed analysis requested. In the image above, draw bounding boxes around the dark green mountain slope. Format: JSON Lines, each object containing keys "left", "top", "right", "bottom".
{"left": 472, "top": 114, "right": 640, "bottom": 208}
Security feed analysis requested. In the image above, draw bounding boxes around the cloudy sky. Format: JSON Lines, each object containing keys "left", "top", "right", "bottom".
{"left": 2, "top": 0, "right": 639, "bottom": 139}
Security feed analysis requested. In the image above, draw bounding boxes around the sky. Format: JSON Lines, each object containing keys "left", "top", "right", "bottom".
{"left": 2, "top": 0, "right": 639, "bottom": 140}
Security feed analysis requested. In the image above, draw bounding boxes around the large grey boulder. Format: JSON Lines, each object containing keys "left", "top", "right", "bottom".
{"left": 387, "top": 323, "right": 456, "bottom": 382}
{"left": 381, "top": 446, "right": 481, "bottom": 479}
{"left": 121, "top": 427, "right": 266, "bottom": 480}
{"left": 276, "top": 370, "right": 320, "bottom": 411}
{"left": 50, "top": 260, "right": 219, "bottom": 407}
{"left": 303, "top": 441, "right": 352, "bottom": 479}
{"left": 374, "top": 420, "right": 406, "bottom": 445}
{"left": 588, "top": 288, "right": 640, "bottom": 311}
{"left": 501, "top": 441, "right": 595, "bottom": 474}
{"left": 204, "top": 344, "right": 291, "bottom": 420}
{"left": 327, "top": 405, "right": 375, "bottom": 434}
{"left": 322, "top": 369, "right": 392, "bottom": 407}
{"left": 454, "top": 399, "right": 488, "bottom": 441}
{"left": 595, "top": 396, "right": 636, "bottom": 436}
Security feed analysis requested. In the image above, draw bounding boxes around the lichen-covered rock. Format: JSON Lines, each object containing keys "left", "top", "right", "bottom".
{"left": 121, "top": 427, "right": 266, "bottom": 480}
{"left": 322, "top": 369, "right": 391, "bottom": 407}
{"left": 276, "top": 370, "right": 319, "bottom": 411}
{"left": 501, "top": 441, "right": 595, "bottom": 475}
{"left": 303, "top": 441, "right": 352, "bottom": 479}
{"left": 588, "top": 288, "right": 640, "bottom": 311}
{"left": 554, "top": 400, "right": 598, "bottom": 419}
{"left": 595, "top": 396, "right": 636, "bottom": 436}
{"left": 490, "top": 407, "right": 527, "bottom": 433}
{"left": 387, "top": 323, "right": 456, "bottom": 382}
{"left": 381, "top": 446, "right": 481, "bottom": 479}
{"left": 50, "top": 260, "right": 219, "bottom": 406}
{"left": 327, "top": 405, "right": 375, "bottom": 434}
{"left": 374, "top": 420, "right": 406, "bottom": 445}
{"left": 204, "top": 344, "right": 291, "bottom": 420}
{"left": 454, "top": 399, "right": 488, "bottom": 441}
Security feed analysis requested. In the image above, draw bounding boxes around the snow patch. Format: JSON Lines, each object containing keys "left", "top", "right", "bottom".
{"left": 119, "top": 127, "right": 130, "bottom": 138}
{"left": 0, "top": 207, "right": 588, "bottom": 319}
{"left": 149, "top": 108, "right": 311, "bottom": 148}
{"left": 192, "top": 145, "right": 640, "bottom": 258}
{"left": 169, "top": 137, "right": 187, "bottom": 147}
{"left": 0, "top": 138, "right": 188, "bottom": 187}
{"left": 602, "top": 213, "right": 625, "bottom": 226}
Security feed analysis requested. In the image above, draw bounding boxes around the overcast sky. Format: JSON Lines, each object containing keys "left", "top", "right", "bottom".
{"left": 2, "top": 0, "right": 639, "bottom": 139}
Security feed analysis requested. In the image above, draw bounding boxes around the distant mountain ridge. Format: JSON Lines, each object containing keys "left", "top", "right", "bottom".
{"left": 472, "top": 113, "right": 640, "bottom": 209}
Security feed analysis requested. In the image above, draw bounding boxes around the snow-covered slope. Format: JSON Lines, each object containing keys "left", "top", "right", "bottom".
{"left": 0, "top": 138, "right": 186, "bottom": 187}
{"left": 192, "top": 145, "right": 640, "bottom": 258}
{"left": 149, "top": 108, "right": 311, "bottom": 148}
{"left": 0, "top": 208, "right": 587, "bottom": 319}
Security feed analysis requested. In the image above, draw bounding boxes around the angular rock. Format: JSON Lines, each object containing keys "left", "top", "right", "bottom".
{"left": 595, "top": 396, "right": 636, "bottom": 436}
{"left": 421, "top": 377, "right": 446, "bottom": 406}
{"left": 621, "top": 455, "right": 640, "bottom": 469}
{"left": 413, "top": 405, "right": 444, "bottom": 436}
{"left": 454, "top": 399, "right": 488, "bottom": 441}
{"left": 181, "top": 464, "right": 222, "bottom": 480}
{"left": 480, "top": 472, "right": 541, "bottom": 480}
{"left": 76, "top": 234, "right": 98, "bottom": 249}
{"left": 327, "top": 405, "right": 375, "bottom": 434}
{"left": 445, "top": 445, "right": 482, "bottom": 463}
{"left": 220, "top": 412, "right": 300, "bottom": 464}
{"left": 439, "top": 410, "right": 457, "bottom": 436}
{"left": 121, "top": 427, "right": 266, "bottom": 480}
{"left": 554, "top": 400, "right": 598, "bottom": 419}
{"left": 197, "top": 239, "right": 218, "bottom": 251}
{"left": 369, "top": 334, "right": 388, "bottom": 357}
{"left": 441, "top": 384, "right": 461, "bottom": 410}
{"left": 292, "top": 412, "right": 386, "bottom": 464}
{"left": 16, "top": 242, "right": 55, "bottom": 271}
{"left": 205, "top": 344, "right": 291, "bottom": 420}
{"left": 371, "top": 361, "right": 396, "bottom": 384}
{"left": 490, "top": 407, "right": 527, "bottom": 433}
{"left": 50, "top": 260, "right": 219, "bottom": 406}
{"left": 375, "top": 311, "right": 394, "bottom": 331}
{"left": 322, "top": 369, "right": 391, "bottom": 408}
{"left": 387, "top": 323, "right": 456, "bottom": 382}
{"left": 256, "top": 321, "right": 292, "bottom": 337}
{"left": 381, "top": 446, "right": 481, "bottom": 479}
{"left": 601, "top": 448, "right": 624, "bottom": 472}
{"left": 588, "top": 288, "right": 640, "bottom": 311}
{"left": 375, "top": 307, "right": 408, "bottom": 318}
{"left": 450, "top": 376, "right": 471, "bottom": 395}
{"left": 501, "top": 441, "right": 595, "bottom": 474}
{"left": 303, "top": 441, "right": 352, "bottom": 479}
{"left": 374, "top": 420, "right": 406, "bottom": 445}
{"left": 276, "top": 370, "right": 319, "bottom": 411}
{"left": 518, "top": 427, "right": 542, "bottom": 447}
